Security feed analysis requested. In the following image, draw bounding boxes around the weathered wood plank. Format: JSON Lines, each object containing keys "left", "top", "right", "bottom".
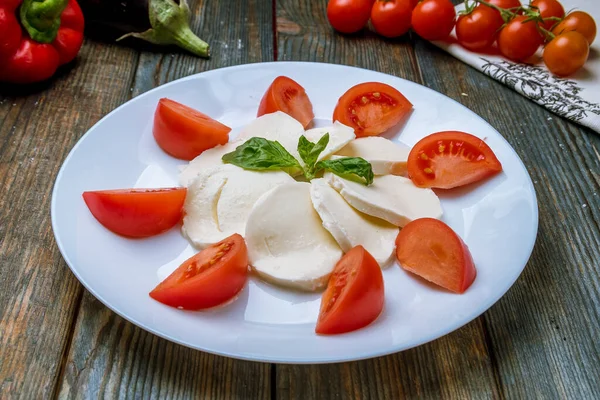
{"left": 0, "top": 41, "right": 139, "bottom": 399}
{"left": 57, "top": 292, "right": 272, "bottom": 400}
{"left": 56, "top": 0, "right": 275, "bottom": 398}
{"left": 275, "top": 1, "right": 500, "bottom": 398}
{"left": 277, "top": 319, "right": 499, "bottom": 399}
{"left": 412, "top": 37, "right": 600, "bottom": 397}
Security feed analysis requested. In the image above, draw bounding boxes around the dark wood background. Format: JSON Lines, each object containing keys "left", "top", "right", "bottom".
{"left": 1, "top": 0, "right": 599, "bottom": 398}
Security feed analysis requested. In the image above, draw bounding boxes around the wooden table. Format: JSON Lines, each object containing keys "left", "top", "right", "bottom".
{"left": 2, "top": 0, "right": 599, "bottom": 398}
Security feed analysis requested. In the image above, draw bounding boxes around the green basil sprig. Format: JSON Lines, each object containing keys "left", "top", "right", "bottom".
{"left": 222, "top": 133, "right": 374, "bottom": 185}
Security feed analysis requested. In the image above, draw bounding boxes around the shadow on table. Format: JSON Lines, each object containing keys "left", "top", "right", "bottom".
{"left": 85, "top": 28, "right": 186, "bottom": 56}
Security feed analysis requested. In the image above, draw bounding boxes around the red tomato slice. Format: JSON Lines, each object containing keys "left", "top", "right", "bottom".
{"left": 257, "top": 76, "right": 315, "bottom": 128}
{"left": 407, "top": 131, "right": 502, "bottom": 189}
{"left": 150, "top": 234, "right": 249, "bottom": 310}
{"left": 82, "top": 188, "right": 186, "bottom": 238}
{"left": 395, "top": 218, "right": 476, "bottom": 294}
{"left": 153, "top": 98, "right": 231, "bottom": 161}
{"left": 333, "top": 82, "right": 412, "bottom": 137}
{"left": 316, "top": 246, "right": 384, "bottom": 335}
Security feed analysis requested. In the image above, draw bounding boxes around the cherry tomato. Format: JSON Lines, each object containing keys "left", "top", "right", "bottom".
{"left": 257, "top": 76, "right": 314, "bottom": 128}
{"left": 371, "top": 0, "right": 413, "bottom": 38}
{"left": 407, "top": 131, "right": 502, "bottom": 189}
{"left": 83, "top": 188, "right": 187, "bottom": 238}
{"left": 543, "top": 31, "right": 589, "bottom": 77}
{"left": 327, "top": 0, "right": 373, "bottom": 34}
{"left": 531, "top": 0, "right": 565, "bottom": 30}
{"left": 153, "top": 98, "right": 231, "bottom": 161}
{"left": 456, "top": 5, "right": 505, "bottom": 52}
{"left": 396, "top": 218, "right": 476, "bottom": 294}
{"left": 150, "top": 234, "right": 249, "bottom": 310}
{"left": 316, "top": 246, "right": 384, "bottom": 335}
{"left": 333, "top": 82, "right": 412, "bottom": 137}
{"left": 552, "top": 11, "right": 596, "bottom": 44}
{"left": 411, "top": 0, "right": 456, "bottom": 41}
{"left": 497, "top": 16, "right": 543, "bottom": 61}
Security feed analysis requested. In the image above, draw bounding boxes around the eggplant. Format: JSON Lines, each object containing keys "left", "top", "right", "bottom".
{"left": 78, "top": 0, "right": 209, "bottom": 58}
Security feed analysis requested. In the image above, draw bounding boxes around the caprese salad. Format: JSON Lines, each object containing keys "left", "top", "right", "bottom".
{"left": 82, "top": 75, "right": 502, "bottom": 335}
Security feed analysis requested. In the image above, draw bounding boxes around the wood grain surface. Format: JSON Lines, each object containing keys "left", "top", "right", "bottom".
{"left": 1, "top": 0, "right": 599, "bottom": 398}
{"left": 0, "top": 40, "right": 139, "bottom": 399}
{"left": 53, "top": 0, "right": 275, "bottom": 399}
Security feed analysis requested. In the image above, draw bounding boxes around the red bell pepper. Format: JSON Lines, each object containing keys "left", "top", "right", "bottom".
{"left": 0, "top": 0, "right": 84, "bottom": 84}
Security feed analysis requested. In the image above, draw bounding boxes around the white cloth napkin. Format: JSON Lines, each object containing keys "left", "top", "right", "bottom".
{"left": 431, "top": 0, "right": 600, "bottom": 133}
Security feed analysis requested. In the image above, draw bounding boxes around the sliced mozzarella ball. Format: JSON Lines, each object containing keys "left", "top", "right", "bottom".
{"left": 245, "top": 182, "right": 343, "bottom": 291}
{"left": 310, "top": 178, "right": 399, "bottom": 267}
{"left": 326, "top": 173, "right": 443, "bottom": 227}
{"left": 303, "top": 121, "right": 356, "bottom": 161}
{"left": 236, "top": 111, "right": 305, "bottom": 165}
{"left": 180, "top": 112, "right": 311, "bottom": 186}
{"left": 335, "top": 136, "right": 410, "bottom": 176}
{"left": 182, "top": 164, "right": 293, "bottom": 248}
{"left": 179, "top": 141, "right": 242, "bottom": 186}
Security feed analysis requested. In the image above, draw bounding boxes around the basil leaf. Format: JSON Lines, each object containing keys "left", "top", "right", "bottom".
{"left": 316, "top": 157, "right": 374, "bottom": 185}
{"left": 222, "top": 137, "right": 301, "bottom": 171}
{"left": 297, "top": 133, "right": 329, "bottom": 169}
{"left": 221, "top": 136, "right": 375, "bottom": 186}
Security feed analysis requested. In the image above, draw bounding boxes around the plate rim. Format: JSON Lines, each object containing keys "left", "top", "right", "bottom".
{"left": 51, "top": 61, "right": 539, "bottom": 364}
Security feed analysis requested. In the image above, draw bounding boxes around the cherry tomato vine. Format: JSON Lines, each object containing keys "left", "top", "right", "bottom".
{"left": 325, "top": 0, "right": 596, "bottom": 76}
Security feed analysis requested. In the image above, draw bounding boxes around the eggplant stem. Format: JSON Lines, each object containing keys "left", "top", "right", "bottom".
{"left": 116, "top": 0, "right": 210, "bottom": 58}
{"left": 118, "top": 28, "right": 209, "bottom": 58}
{"left": 172, "top": 26, "right": 210, "bottom": 57}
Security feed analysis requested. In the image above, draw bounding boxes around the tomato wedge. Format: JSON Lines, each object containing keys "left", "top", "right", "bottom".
{"left": 153, "top": 98, "right": 231, "bottom": 160}
{"left": 333, "top": 82, "right": 412, "bottom": 137}
{"left": 150, "top": 234, "right": 249, "bottom": 310}
{"left": 407, "top": 131, "right": 502, "bottom": 189}
{"left": 316, "top": 246, "right": 384, "bottom": 335}
{"left": 395, "top": 218, "right": 476, "bottom": 293}
{"left": 257, "top": 76, "right": 315, "bottom": 128}
{"left": 82, "top": 188, "right": 186, "bottom": 238}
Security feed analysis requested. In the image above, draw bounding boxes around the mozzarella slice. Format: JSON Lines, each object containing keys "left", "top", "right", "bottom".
{"left": 310, "top": 178, "right": 399, "bottom": 267}
{"left": 335, "top": 136, "right": 410, "bottom": 176}
{"left": 179, "top": 141, "right": 242, "bottom": 186}
{"left": 326, "top": 173, "right": 443, "bottom": 227}
{"left": 236, "top": 111, "right": 305, "bottom": 164}
{"left": 303, "top": 121, "right": 356, "bottom": 161}
{"left": 181, "top": 112, "right": 308, "bottom": 185}
{"left": 245, "top": 182, "right": 343, "bottom": 291}
{"left": 182, "top": 164, "right": 294, "bottom": 248}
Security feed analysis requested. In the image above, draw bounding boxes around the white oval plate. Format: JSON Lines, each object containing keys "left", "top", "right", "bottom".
{"left": 51, "top": 62, "right": 538, "bottom": 363}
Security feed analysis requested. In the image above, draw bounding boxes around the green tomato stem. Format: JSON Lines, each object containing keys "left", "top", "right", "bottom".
{"left": 538, "top": 25, "right": 556, "bottom": 41}
{"left": 472, "top": 0, "right": 517, "bottom": 22}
